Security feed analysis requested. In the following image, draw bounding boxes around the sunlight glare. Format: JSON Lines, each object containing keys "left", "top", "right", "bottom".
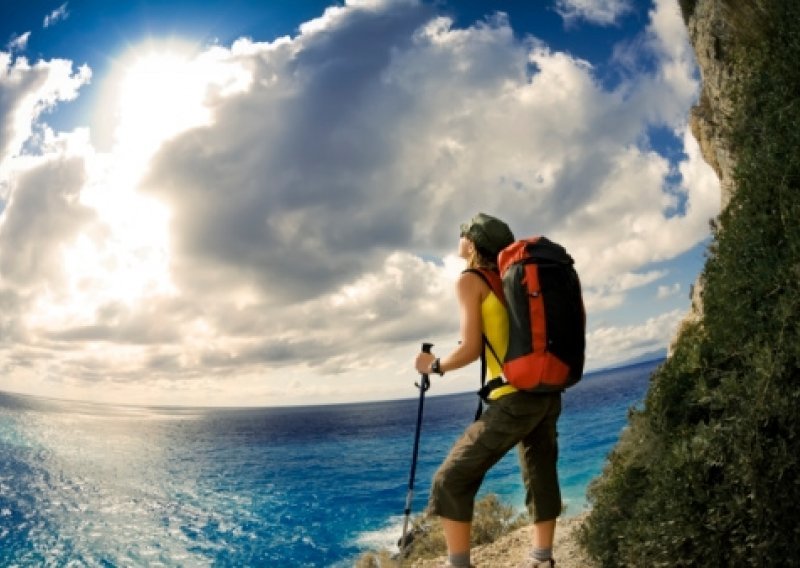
{"left": 115, "top": 47, "right": 210, "bottom": 161}
{"left": 110, "top": 39, "right": 252, "bottom": 169}
{"left": 22, "top": 39, "right": 256, "bottom": 369}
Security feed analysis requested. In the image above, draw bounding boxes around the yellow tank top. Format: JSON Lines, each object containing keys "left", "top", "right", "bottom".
{"left": 481, "top": 290, "right": 517, "bottom": 400}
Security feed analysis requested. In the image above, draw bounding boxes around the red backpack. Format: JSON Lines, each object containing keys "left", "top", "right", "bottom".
{"left": 471, "top": 236, "right": 586, "bottom": 393}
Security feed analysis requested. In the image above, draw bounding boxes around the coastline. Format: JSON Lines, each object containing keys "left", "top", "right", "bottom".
{"left": 410, "top": 513, "right": 596, "bottom": 568}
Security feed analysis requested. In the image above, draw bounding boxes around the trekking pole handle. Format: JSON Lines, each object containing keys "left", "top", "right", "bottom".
{"left": 417, "top": 342, "right": 433, "bottom": 391}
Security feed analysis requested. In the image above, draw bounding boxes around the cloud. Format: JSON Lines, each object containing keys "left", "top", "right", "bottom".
{"left": 0, "top": 287, "right": 26, "bottom": 346}
{"left": 1, "top": 251, "right": 456, "bottom": 405}
{"left": 0, "top": 0, "right": 718, "bottom": 405}
{"left": 144, "top": 0, "right": 712, "bottom": 301}
{"left": 0, "top": 150, "right": 94, "bottom": 288}
{"left": 0, "top": 52, "right": 91, "bottom": 174}
{"left": 587, "top": 308, "right": 685, "bottom": 369}
{"left": 583, "top": 270, "right": 666, "bottom": 312}
{"left": 555, "top": 0, "right": 633, "bottom": 26}
{"left": 44, "top": 3, "right": 70, "bottom": 29}
{"left": 657, "top": 282, "right": 681, "bottom": 299}
{"left": 7, "top": 32, "right": 31, "bottom": 52}
{"left": 141, "top": 3, "right": 436, "bottom": 303}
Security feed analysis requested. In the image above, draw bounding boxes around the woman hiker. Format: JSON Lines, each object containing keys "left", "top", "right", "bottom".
{"left": 414, "top": 213, "right": 561, "bottom": 568}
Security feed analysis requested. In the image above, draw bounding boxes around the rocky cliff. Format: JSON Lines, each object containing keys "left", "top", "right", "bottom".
{"left": 685, "top": 0, "right": 739, "bottom": 209}
{"left": 675, "top": 0, "right": 744, "bottom": 326}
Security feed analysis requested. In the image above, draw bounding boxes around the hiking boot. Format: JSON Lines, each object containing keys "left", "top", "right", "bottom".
{"left": 518, "top": 559, "right": 555, "bottom": 568}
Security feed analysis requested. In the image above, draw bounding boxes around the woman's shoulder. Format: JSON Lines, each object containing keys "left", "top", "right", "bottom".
{"left": 457, "top": 268, "right": 487, "bottom": 284}
{"left": 462, "top": 267, "right": 502, "bottom": 287}
{"left": 456, "top": 268, "right": 495, "bottom": 299}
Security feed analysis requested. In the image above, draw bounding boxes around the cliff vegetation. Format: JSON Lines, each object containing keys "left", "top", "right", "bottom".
{"left": 580, "top": 0, "right": 800, "bottom": 565}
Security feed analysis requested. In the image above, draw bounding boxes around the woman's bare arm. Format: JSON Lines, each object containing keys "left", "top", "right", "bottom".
{"left": 415, "top": 272, "right": 486, "bottom": 374}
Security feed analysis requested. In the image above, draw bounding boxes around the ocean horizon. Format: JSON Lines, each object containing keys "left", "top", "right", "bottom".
{"left": 0, "top": 358, "right": 661, "bottom": 566}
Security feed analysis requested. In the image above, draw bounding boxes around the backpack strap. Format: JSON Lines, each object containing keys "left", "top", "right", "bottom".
{"left": 463, "top": 268, "right": 505, "bottom": 305}
{"left": 475, "top": 352, "right": 487, "bottom": 421}
{"left": 477, "top": 336, "right": 505, "bottom": 393}
{"left": 483, "top": 335, "right": 502, "bottom": 368}
{"left": 463, "top": 268, "right": 506, "bottom": 419}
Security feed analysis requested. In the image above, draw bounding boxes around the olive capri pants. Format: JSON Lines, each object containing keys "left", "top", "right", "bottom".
{"left": 427, "top": 391, "right": 561, "bottom": 523}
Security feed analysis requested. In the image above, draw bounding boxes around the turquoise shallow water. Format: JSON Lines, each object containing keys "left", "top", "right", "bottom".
{"left": 0, "top": 359, "right": 658, "bottom": 566}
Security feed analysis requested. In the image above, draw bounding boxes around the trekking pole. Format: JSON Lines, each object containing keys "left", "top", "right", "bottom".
{"left": 399, "top": 342, "right": 433, "bottom": 554}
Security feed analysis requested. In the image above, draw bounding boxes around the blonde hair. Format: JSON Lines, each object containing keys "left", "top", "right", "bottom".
{"left": 466, "top": 239, "right": 498, "bottom": 270}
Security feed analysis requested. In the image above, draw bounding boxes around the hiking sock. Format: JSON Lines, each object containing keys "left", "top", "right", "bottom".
{"left": 448, "top": 551, "right": 471, "bottom": 567}
{"left": 530, "top": 547, "right": 553, "bottom": 563}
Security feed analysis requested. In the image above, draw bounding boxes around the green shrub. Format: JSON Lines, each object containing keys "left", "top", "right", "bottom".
{"left": 472, "top": 493, "right": 530, "bottom": 546}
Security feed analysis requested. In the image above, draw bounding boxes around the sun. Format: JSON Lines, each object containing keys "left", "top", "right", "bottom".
{"left": 30, "top": 41, "right": 215, "bottom": 327}
{"left": 106, "top": 38, "right": 253, "bottom": 165}
{"left": 114, "top": 41, "right": 212, "bottom": 161}
{"left": 27, "top": 38, "right": 258, "bottom": 331}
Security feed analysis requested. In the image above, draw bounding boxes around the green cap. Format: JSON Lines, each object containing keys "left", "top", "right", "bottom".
{"left": 460, "top": 212, "right": 515, "bottom": 255}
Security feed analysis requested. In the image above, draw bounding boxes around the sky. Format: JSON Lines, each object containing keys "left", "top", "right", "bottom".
{"left": 0, "top": 0, "right": 720, "bottom": 407}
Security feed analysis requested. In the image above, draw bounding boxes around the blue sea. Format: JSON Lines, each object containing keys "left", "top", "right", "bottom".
{"left": 0, "top": 359, "right": 660, "bottom": 567}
